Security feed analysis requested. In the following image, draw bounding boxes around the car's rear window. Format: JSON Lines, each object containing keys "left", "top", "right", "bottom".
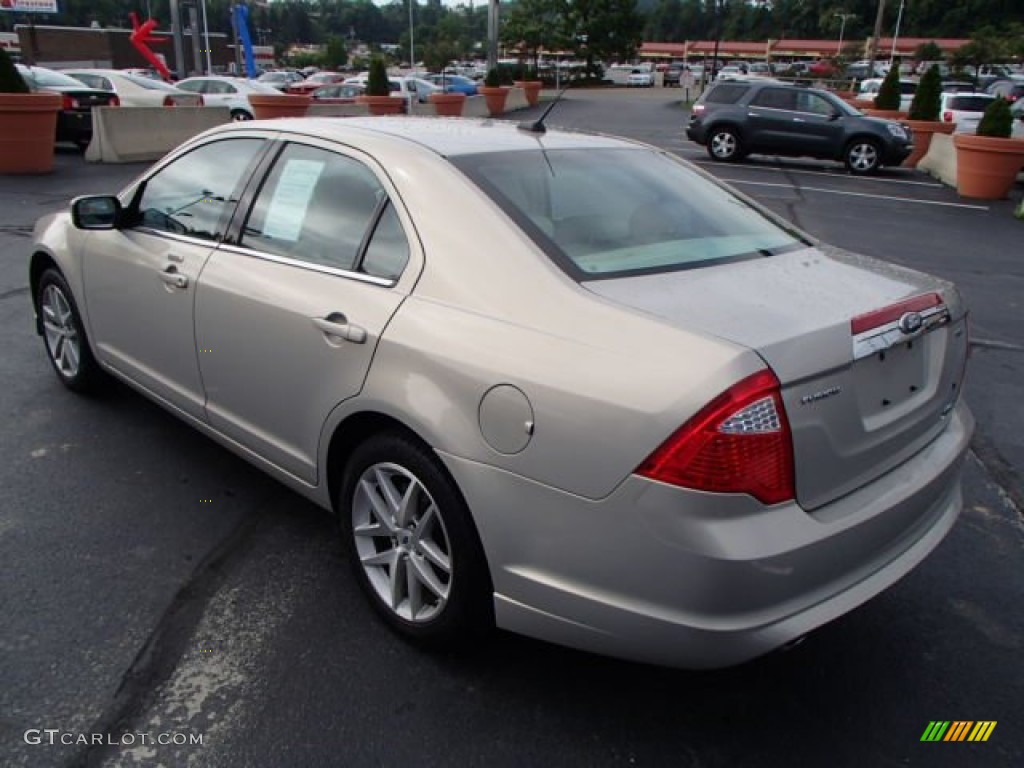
{"left": 703, "top": 83, "right": 748, "bottom": 104}
{"left": 451, "top": 148, "right": 806, "bottom": 280}
{"left": 950, "top": 95, "right": 995, "bottom": 111}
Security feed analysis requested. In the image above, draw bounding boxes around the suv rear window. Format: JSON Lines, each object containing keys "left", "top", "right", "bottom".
{"left": 950, "top": 95, "right": 995, "bottom": 111}
{"left": 703, "top": 83, "right": 747, "bottom": 104}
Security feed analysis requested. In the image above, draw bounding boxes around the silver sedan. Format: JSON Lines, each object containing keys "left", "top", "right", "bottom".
{"left": 29, "top": 117, "right": 973, "bottom": 668}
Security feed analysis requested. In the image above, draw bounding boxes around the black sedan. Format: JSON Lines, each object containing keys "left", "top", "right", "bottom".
{"left": 16, "top": 64, "right": 119, "bottom": 150}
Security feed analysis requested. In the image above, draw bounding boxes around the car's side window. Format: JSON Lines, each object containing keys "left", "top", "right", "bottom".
{"left": 362, "top": 202, "right": 410, "bottom": 280}
{"left": 796, "top": 92, "right": 834, "bottom": 116}
{"left": 751, "top": 88, "right": 797, "bottom": 111}
{"left": 134, "top": 138, "right": 264, "bottom": 241}
{"left": 73, "top": 73, "right": 101, "bottom": 89}
{"left": 241, "top": 144, "right": 388, "bottom": 274}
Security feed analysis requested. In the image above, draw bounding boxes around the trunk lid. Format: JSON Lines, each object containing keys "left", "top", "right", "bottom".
{"left": 585, "top": 246, "right": 969, "bottom": 510}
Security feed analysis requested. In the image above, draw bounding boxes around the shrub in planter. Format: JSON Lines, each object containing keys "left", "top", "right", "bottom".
{"left": 366, "top": 56, "right": 390, "bottom": 97}
{"left": 977, "top": 96, "right": 1013, "bottom": 138}
{"left": 902, "top": 64, "right": 954, "bottom": 167}
{"left": 908, "top": 65, "right": 941, "bottom": 122}
{"left": 480, "top": 67, "right": 509, "bottom": 115}
{"left": 873, "top": 66, "right": 902, "bottom": 111}
{"left": 0, "top": 46, "right": 62, "bottom": 174}
{"left": 953, "top": 97, "right": 1024, "bottom": 199}
{"left": 359, "top": 56, "right": 404, "bottom": 115}
{"left": 514, "top": 65, "right": 542, "bottom": 107}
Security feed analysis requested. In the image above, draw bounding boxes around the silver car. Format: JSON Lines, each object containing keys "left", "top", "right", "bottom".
{"left": 29, "top": 118, "right": 972, "bottom": 668}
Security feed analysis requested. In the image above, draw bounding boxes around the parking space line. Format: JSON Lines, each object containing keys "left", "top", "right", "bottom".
{"left": 689, "top": 158, "right": 945, "bottom": 187}
{"left": 716, "top": 178, "right": 990, "bottom": 210}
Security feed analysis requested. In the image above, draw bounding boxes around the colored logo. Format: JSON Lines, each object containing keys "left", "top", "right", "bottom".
{"left": 921, "top": 721, "right": 997, "bottom": 742}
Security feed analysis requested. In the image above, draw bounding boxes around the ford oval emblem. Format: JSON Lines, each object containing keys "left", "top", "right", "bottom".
{"left": 898, "top": 311, "right": 924, "bottom": 334}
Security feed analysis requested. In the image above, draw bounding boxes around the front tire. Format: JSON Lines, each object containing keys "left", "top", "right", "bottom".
{"left": 706, "top": 127, "right": 744, "bottom": 162}
{"left": 337, "top": 432, "right": 493, "bottom": 647}
{"left": 37, "top": 268, "right": 103, "bottom": 393}
{"left": 844, "top": 139, "right": 882, "bottom": 174}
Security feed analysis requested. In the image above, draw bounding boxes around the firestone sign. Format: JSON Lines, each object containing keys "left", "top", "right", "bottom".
{"left": 0, "top": 0, "right": 59, "bottom": 13}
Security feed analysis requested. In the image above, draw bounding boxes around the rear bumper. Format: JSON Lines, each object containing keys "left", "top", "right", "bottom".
{"left": 56, "top": 110, "right": 92, "bottom": 145}
{"left": 441, "top": 400, "right": 973, "bottom": 669}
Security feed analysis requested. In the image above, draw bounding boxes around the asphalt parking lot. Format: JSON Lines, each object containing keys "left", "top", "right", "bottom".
{"left": 1, "top": 90, "right": 1022, "bottom": 768}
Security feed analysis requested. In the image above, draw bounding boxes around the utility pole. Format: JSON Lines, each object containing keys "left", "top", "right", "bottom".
{"left": 866, "top": 0, "right": 886, "bottom": 78}
{"left": 487, "top": 0, "right": 499, "bottom": 73}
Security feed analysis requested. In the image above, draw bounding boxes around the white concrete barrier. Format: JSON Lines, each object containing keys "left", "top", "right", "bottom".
{"left": 306, "top": 103, "right": 370, "bottom": 118}
{"left": 918, "top": 132, "right": 957, "bottom": 187}
{"left": 86, "top": 106, "right": 231, "bottom": 163}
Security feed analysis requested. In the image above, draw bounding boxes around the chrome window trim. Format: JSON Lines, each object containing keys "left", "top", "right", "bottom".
{"left": 133, "top": 226, "right": 221, "bottom": 249}
{"left": 216, "top": 242, "right": 396, "bottom": 288}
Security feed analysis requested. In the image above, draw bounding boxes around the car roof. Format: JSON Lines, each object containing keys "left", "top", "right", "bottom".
{"left": 210, "top": 116, "right": 638, "bottom": 157}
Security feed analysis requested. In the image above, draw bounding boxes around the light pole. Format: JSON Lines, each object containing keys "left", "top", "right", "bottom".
{"left": 201, "top": 0, "right": 212, "bottom": 74}
{"left": 833, "top": 13, "right": 855, "bottom": 56}
{"left": 889, "top": 0, "right": 906, "bottom": 68}
{"left": 866, "top": 0, "right": 886, "bottom": 79}
{"left": 408, "top": 0, "right": 415, "bottom": 73}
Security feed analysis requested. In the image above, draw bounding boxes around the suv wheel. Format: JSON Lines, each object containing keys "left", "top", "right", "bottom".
{"left": 707, "top": 127, "right": 743, "bottom": 162}
{"left": 844, "top": 139, "right": 881, "bottom": 174}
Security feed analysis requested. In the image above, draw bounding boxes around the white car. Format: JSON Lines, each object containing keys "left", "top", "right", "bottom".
{"left": 626, "top": 70, "right": 655, "bottom": 88}
{"left": 1012, "top": 99, "right": 1024, "bottom": 138}
{"left": 61, "top": 69, "right": 202, "bottom": 108}
{"left": 716, "top": 66, "right": 743, "bottom": 80}
{"left": 858, "top": 78, "right": 918, "bottom": 111}
{"left": 175, "top": 76, "right": 281, "bottom": 121}
{"left": 940, "top": 92, "right": 997, "bottom": 134}
{"left": 343, "top": 75, "right": 436, "bottom": 107}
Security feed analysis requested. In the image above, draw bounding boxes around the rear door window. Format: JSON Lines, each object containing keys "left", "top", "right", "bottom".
{"left": 950, "top": 96, "right": 995, "bottom": 112}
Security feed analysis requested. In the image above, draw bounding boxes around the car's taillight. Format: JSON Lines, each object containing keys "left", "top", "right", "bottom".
{"left": 109, "top": 95, "right": 120, "bottom": 107}
{"left": 163, "top": 95, "right": 175, "bottom": 106}
{"left": 62, "top": 95, "right": 78, "bottom": 109}
{"left": 943, "top": 110, "right": 952, "bottom": 122}
{"left": 197, "top": 94, "right": 204, "bottom": 106}
{"left": 636, "top": 369, "right": 795, "bottom": 505}
{"left": 693, "top": 104, "right": 706, "bottom": 114}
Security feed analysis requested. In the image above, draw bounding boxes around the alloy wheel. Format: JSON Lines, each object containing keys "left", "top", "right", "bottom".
{"left": 710, "top": 131, "right": 738, "bottom": 159}
{"left": 41, "top": 284, "right": 81, "bottom": 379}
{"left": 847, "top": 142, "right": 879, "bottom": 173}
{"left": 351, "top": 462, "right": 453, "bottom": 623}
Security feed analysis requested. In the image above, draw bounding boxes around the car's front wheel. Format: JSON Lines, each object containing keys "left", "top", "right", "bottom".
{"left": 337, "top": 432, "right": 493, "bottom": 647}
{"left": 707, "top": 127, "right": 744, "bottom": 162}
{"left": 37, "top": 268, "right": 103, "bottom": 392}
{"left": 844, "top": 139, "right": 882, "bottom": 174}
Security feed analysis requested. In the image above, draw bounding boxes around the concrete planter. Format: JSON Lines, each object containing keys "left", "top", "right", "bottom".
{"left": 428, "top": 92, "right": 466, "bottom": 117}
{"left": 864, "top": 108, "right": 907, "bottom": 120}
{"left": 0, "top": 92, "right": 62, "bottom": 174}
{"left": 514, "top": 80, "right": 542, "bottom": 107}
{"left": 479, "top": 86, "right": 509, "bottom": 116}
{"left": 247, "top": 93, "right": 311, "bottom": 119}
{"left": 953, "top": 133, "right": 1024, "bottom": 200}
{"left": 357, "top": 95, "right": 405, "bottom": 116}
{"left": 902, "top": 120, "right": 956, "bottom": 168}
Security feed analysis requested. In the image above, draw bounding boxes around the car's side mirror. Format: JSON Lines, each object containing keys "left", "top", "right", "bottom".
{"left": 71, "top": 195, "right": 122, "bottom": 230}
{"left": 829, "top": 110, "right": 843, "bottom": 121}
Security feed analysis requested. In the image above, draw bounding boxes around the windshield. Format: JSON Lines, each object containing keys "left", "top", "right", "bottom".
{"left": 452, "top": 148, "right": 806, "bottom": 280}
{"left": 19, "top": 66, "right": 90, "bottom": 88}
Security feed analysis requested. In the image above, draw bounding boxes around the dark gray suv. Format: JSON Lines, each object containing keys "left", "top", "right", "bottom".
{"left": 686, "top": 80, "right": 913, "bottom": 174}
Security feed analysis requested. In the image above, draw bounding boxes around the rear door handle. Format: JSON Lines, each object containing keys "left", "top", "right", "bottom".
{"left": 159, "top": 267, "right": 188, "bottom": 289}
{"left": 312, "top": 313, "right": 367, "bottom": 344}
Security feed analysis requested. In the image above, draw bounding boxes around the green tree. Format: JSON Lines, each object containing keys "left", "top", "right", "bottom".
{"left": 977, "top": 96, "right": 1013, "bottom": 138}
{"left": 502, "top": 0, "right": 570, "bottom": 68}
{"left": 366, "top": 55, "right": 390, "bottom": 96}
{"left": 324, "top": 36, "right": 348, "bottom": 69}
{"left": 0, "top": 46, "right": 29, "bottom": 93}
{"left": 568, "top": 0, "right": 644, "bottom": 73}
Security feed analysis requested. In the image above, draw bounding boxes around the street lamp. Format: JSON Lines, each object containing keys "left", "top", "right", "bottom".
{"left": 833, "top": 13, "right": 856, "bottom": 56}
{"left": 889, "top": 0, "right": 906, "bottom": 68}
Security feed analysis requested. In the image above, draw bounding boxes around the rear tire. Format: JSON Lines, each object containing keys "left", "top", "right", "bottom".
{"left": 37, "top": 268, "right": 104, "bottom": 393}
{"left": 706, "top": 127, "right": 744, "bottom": 162}
{"left": 844, "top": 138, "right": 882, "bottom": 174}
{"left": 230, "top": 109, "right": 253, "bottom": 122}
{"left": 337, "top": 432, "right": 493, "bottom": 648}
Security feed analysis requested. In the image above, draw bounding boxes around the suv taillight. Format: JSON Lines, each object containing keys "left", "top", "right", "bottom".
{"left": 943, "top": 110, "right": 952, "bottom": 122}
{"left": 693, "top": 104, "right": 705, "bottom": 114}
{"left": 636, "top": 369, "right": 795, "bottom": 505}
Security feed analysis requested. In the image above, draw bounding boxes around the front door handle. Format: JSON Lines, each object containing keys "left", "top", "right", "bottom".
{"left": 312, "top": 313, "right": 367, "bottom": 344}
{"left": 792, "top": 117, "right": 805, "bottom": 122}
{"left": 159, "top": 267, "right": 189, "bottom": 289}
